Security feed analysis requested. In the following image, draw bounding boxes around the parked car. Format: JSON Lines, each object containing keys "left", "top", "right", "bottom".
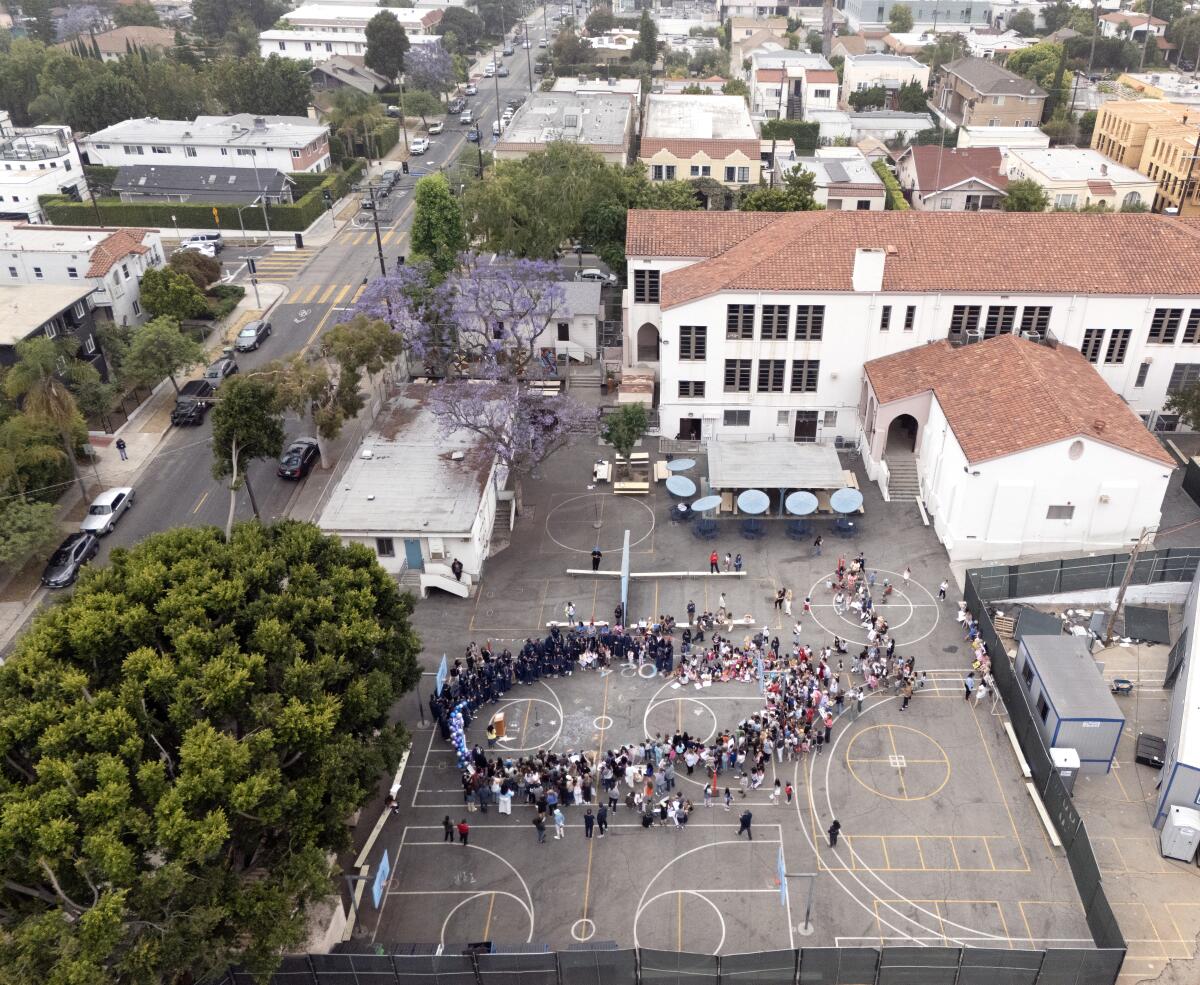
{"left": 534, "top": 63, "right": 546, "bottom": 74}
{"left": 182, "top": 232, "right": 223, "bottom": 254}
{"left": 465, "top": 82, "right": 478, "bottom": 95}
{"left": 170, "top": 378, "right": 215, "bottom": 426}
{"left": 459, "top": 108, "right": 474, "bottom": 124}
{"left": 539, "top": 38, "right": 547, "bottom": 47}
{"left": 410, "top": 137, "right": 430, "bottom": 155}
{"left": 502, "top": 44, "right": 514, "bottom": 55}
{"left": 493, "top": 120, "right": 502, "bottom": 137}
{"left": 234, "top": 319, "right": 272, "bottom": 352}
{"left": 576, "top": 267, "right": 618, "bottom": 286}
{"left": 483, "top": 64, "right": 495, "bottom": 77}
{"left": 467, "top": 126, "right": 481, "bottom": 142}
{"left": 448, "top": 97, "right": 466, "bottom": 113}
{"left": 41, "top": 532, "right": 99, "bottom": 589}
{"left": 81, "top": 486, "right": 135, "bottom": 536}
{"left": 427, "top": 120, "right": 444, "bottom": 134}
{"left": 204, "top": 355, "right": 239, "bottom": 384}
{"left": 176, "top": 242, "right": 216, "bottom": 259}
{"left": 277, "top": 437, "right": 320, "bottom": 479}
{"left": 497, "top": 66, "right": 510, "bottom": 77}
{"left": 522, "top": 39, "right": 531, "bottom": 48}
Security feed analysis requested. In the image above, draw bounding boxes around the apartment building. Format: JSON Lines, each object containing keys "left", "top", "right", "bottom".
{"left": 1089, "top": 101, "right": 1200, "bottom": 214}
{"left": 0, "top": 223, "right": 164, "bottom": 328}
{"left": 842, "top": 0, "right": 991, "bottom": 31}
{"left": 1141, "top": 125, "right": 1200, "bottom": 215}
{"left": 0, "top": 111, "right": 87, "bottom": 224}
{"left": 1004, "top": 147, "right": 1157, "bottom": 211}
{"left": 639, "top": 94, "right": 761, "bottom": 188}
{"left": 279, "top": 3, "right": 443, "bottom": 33}
{"left": 0, "top": 283, "right": 107, "bottom": 381}
{"left": 82, "top": 114, "right": 331, "bottom": 174}
{"left": 623, "top": 210, "right": 1200, "bottom": 445}
{"left": 933, "top": 57, "right": 1046, "bottom": 128}
{"left": 840, "top": 53, "right": 930, "bottom": 108}
{"left": 745, "top": 49, "right": 839, "bottom": 121}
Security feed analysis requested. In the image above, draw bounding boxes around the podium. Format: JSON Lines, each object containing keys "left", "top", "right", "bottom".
{"left": 490, "top": 712, "right": 506, "bottom": 738}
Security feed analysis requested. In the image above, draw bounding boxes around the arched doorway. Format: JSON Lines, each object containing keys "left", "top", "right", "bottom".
{"left": 886, "top": 414, "right": 918, "bottom": 454}
{"left": 637, "top": 323, "right": 659, "bottom": 362}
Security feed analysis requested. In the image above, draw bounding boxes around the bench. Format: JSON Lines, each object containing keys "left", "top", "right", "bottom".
{"left": 1003, "top": 722, "right": 1032, "bottom": 779}
{"left": 546, "top": 620, "right": 609, "bottom": 629}
{"left": 615, "top": 481, "right": 649, "bottom": 495}
{"left": 653, "top": 461, "right": 670, "bottom": 482}
{"left": 593, "top": 461, "right": 611, "bottom": 483}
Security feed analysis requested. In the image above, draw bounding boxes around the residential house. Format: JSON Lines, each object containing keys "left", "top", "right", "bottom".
{"left": 831, "top": 35, "right": 869, "bottom": 60}
{"left": 843, "top": 0, "right": 991, "bottom": 31}
{"left": 729, "top": 17, "right": 789, "bottom": 74}
{"left": 963, "top": 29, "right": 1033, "bottom": 60}
{"left": 895, "top": 145, "right": 1008, "bottom": 209}
{"left": 621, "top": 209, "right": 1200, "bottom": 451}
{"left": 57, "top": 25, "right": 177, "bottom": 60}
{"left": 933, "top": 57, "right": 1047, "bottom": 128}
{"left": 745, "top": 50, "right": 839, "bottom": 120}
{"left": 862, "top": 335, "right": 1175, "bottom": 562}
{"left": 0, "top": 111, "right": 87, "bottom": 224}
{"left": 1100, "top": 11, "right": 1166, "bottom": 43}
{"left": 1004, "top": 147, "right": 1157, "bottom": 211}
{"left": 1091, "top": 100, "right": 1194, "bottom": 168}
{"left": 883, "top": 32, "right": 935, "bottom": 56}
{"left": 82, "top": 114, "right": 332, "bottom": 174}
{"left": 847, "top": 109, "right": 933, "bottom": 142}
{"left": 308, "top": 56, "right": 390, "bottom": 95}
{"left": 258, "top": 29, "right": 438, "bottom": 60}
{"left": 840, "top": 53, "right": 930, "bottom": 109}
{"left": 1116, "top": 73, "right": 1200, "bottom": 108}
{"left": 584, "top": 29, "right": 642, "bottom": 66}
{"left": 794, "top": 147, "right": 886, "bottom": 210}
{"left": 112, "top": 165, "right": 295, "bottom": 205}
{"left": 957, "top": 123, "right": 1051, "bottom": 148}
{"left": 0, "top": 283, "right": 106, "bottom": 381}
{"left": 553, "top": 281, "right": 603, "bottom": 364}
{"left": 317, "top": 386, "right": 498, "bottom": 594}
{"left": 0, "top": 224, "right": 163, "bottom": 328}
{"left": 639, "top": 94, "right": 761, "bottom": 188}
{"left": 495, "top": 92, "right": 635, "bottom": 165}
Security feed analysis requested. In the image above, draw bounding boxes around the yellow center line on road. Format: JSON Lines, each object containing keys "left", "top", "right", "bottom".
{"left": 191, "top": 490, "right": 209, "bottom": 514}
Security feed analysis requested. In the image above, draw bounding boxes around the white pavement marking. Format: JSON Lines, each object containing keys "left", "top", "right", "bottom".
{"left": 636, "top": 890, "right": 728, "bottom": 954}
{"left": 438, "top": 891, "right": 533, "bottom": 949}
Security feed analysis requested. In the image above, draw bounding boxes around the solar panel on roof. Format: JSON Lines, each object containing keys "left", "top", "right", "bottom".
{"left": 824, "top": 161, "right": 850, "bottom": 183}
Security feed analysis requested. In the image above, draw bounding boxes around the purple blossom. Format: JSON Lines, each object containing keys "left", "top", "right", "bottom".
{"left": 405, "top": 42, "right": 455, "bottom": 95}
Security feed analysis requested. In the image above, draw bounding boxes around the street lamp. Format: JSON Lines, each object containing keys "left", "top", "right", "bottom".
{"left": 170, "top": 214, "right": 179, "bottom": 241}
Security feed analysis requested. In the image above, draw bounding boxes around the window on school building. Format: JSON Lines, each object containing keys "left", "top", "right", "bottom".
{"left": 949, "top": 305, "right": 981, "bottom": 339}
{"left": 723, "top": 409, "right": 750, "bottom": 426}
{"left": 983, "top": 305, "right": 1016, "bottom": 338}
{"left": 1104, "top": 328, "right": 1131, "bottom": 364}
{"left": 904, "top": 305, "right": 916, "bottom": 331}
{"left": 679, "top": 325, "right": 706, "bottom": 360}
{"left": 795, "top": 305, "right": 824, "bottom": 341}
{"left": 724, "top": 358, "right": 751, "bottom": 392}
{"left": 790, "top": 359, "right": 819, "bottom": 393}
{"left": 1081, "top": 329, "right": 1104, "bottom": 364}
{"left": 726, "top": 304, "right": 754, "bottom": 340}
{"left": 678, "top": 381, "right": 706, "bottom": 398}
{"left": 879, "top": 305, "right": 891, "bottom": 332}
{"left": 760, "top": 304, "right": 790, "bottom": 340}
{"left": 1185, "top": 310, "right": 1200, "bottom": 344}
{"left": 1020, "top": 306, "right": 1051, "bottom": 336}
{"left": 634, "top": 269, "right": 660, "bottom": 304}
{"left": 757, "top": 359, "right": 786, "bottom": 392}
{"left": 1150, "top": 307, "right": 1184, "bottom": 344}
{"left": 1168, "top": 363, "right": 1200, "bottom": 393}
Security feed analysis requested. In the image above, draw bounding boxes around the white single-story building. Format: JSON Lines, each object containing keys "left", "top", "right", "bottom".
{"left": 861, "top": 335, "right": 1176, "bottom": 563}
{"left": 554, "top": 281, "right": 603, "bottom": 365}
{"left": 1156, "top": 565, "right": 1200, "bottom": 827}
{"left": 317, "top": 386, "right": 499, "bottom": 596}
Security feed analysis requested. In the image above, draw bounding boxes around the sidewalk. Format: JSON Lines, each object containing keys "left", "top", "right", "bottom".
{"left": 161, "top": 195, "right": 354, "bottom": 251}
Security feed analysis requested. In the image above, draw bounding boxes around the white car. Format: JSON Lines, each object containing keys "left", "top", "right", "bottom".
{"left": 81, "top": 486, "right": 135, "bottom": 536}
{"left": 176, "top": 242, "right": 216, "bottom": 258}
{"left": 492, "top": 120, "right": 502, "bottom": 136}
{"left": 575, "top": 268, "right": 618, "bottom": 286}
{"left": 427, "top": 121, "right": 444, "bottom": 134}
{"left": 410, "top": 137, "right": 430, "bottom": 155}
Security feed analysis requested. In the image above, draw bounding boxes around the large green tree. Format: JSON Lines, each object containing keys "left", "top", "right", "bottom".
{"left": 1005, "top": 41, "right": 1070, "bottom": 93}
{"left": 0, "top": 498, "right": 58, "bottom": 568}
{"left": 1008, "top": 9, "right": 1036, "bottom": 36}
{"left": 632, "top": 8, "right": 658, "bottom": 64}
{"left": 0, "top": 413, "right": 66, "bottom": 503}
{"left": 435, "top": 7, "right": 485, "bottom": 54}
{"left": 0, "top": 520, "right": 421, "bottom": 983}
{"left": 210, "top": 377, "right": 285, "bottom": 531}
{"left": 1002, "top": 178, "right": 1051, "bottom": 211}
{"left": 113, "top": 1, "right": 161, "bottom": 27}
{"left": 888, "top": 4, "right": 914, "bottom": 34}
{"left": 193, "top": 0, "right": 286, "bottom": 39}
{"left": 121, "top": 316, "right": 205, "bottom": 395}
{"left": 210, "top": 55, "right": 312, "bottom": 117}
{"left": 738, "top": 167, "right": 822, "bottom": 212}
{"left": 849, "top": 84, "right": 887, "bottom": 110}
{"left": 897, "top": 80, "right": 928, "bottom": 112}
{"left": 411, "top": 173, "right": 467, "bottom": 274}
{"left": 139, "top": 268, "right": 209, "bottom": 322}
{"left": 365, "top": 11, "right": 410, "bottom": 82}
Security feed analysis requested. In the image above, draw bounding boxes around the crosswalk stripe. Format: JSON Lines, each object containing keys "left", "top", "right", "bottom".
{"left": 383, "top": 229, "right": 397, "bottom": 246}
{"left": 302, "top": 284, "right": 321, "bottom": 303}
{"left": 352, "top": 284, "right": 366, "bottom": 302}
{"left": 333, "top": 284, "right": 351, "bottom": 306}
{"left": 319, "top": 284, "right": 336, "bottom": 304}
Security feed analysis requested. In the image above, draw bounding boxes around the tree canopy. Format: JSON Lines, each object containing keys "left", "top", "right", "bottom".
{"left": 632, "top": 9, "right": 659, "bottom": 64}
{"left": 888, "top": 4, "right": 914, "bottom": 34}
{"left": 0, "top": 521, "right": 421, "bottom": 983}
{"left": 139, "top": 268, "right": 208, "bottom": 323}
{"left": 121, "top": 316, "right": 205, "bottom": 394}
{"left": 435, "top": 7, "right": 485, "bottom": 54}
{"left": 739, "top": 168, "right": 822, "bottom": 212}
{"left": 1002, "top": 178, "right": 1051, "bottom": 212}
{"left": 411, "top": 173, "right": 467, "bottom": 274}
{"left": 1005, "top": 42, "right": 1070, "bottom": 95}
{"left": 366, "top": 11, "right": 410, "bottom": 81}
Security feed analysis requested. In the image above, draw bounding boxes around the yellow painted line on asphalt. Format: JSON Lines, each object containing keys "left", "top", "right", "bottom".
{"left": 333, "top": 284, "right": 351, "bottom": 305}
{"left": 319, "top": 284, "right": 336, "bottom": 304}
{"left": 383, "top": 228, "right": 397, "bottom": 245}
{"left": 352, "top": 283, "right": 366, "bottom": 302}
{"left": 302, "top": 284, "right": 321, "bottom": 303}
{"left": 191, "top": 490, "right": 209, "bottom": 514}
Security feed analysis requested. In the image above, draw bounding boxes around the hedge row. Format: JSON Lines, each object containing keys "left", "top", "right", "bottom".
{"left": 871, "top": 159, "right": 910, "bottom": 211}
{"left": 760, "top": 119, "right": 821, "bottom": 154}
{"left": 40, "top": 160, "right": 366, "bottom": 232}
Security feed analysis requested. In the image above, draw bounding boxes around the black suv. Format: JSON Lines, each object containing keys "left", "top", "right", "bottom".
{"left": 171, "top": 379, "right": 215, "bottom": 426}
{"left": 41, "top": 532, "right": 99, "bottom": 589}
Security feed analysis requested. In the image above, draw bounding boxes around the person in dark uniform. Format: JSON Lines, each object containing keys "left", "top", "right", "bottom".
{"left": 737, "top": 809, "right": 753, "bottom": 839}
{"left": 451, "top": 558, "right": 464, "bottom": 581}
{"left": 828, "top": 819, "right": 842, "bottom": 847}
{"left": 591, "top": 546, "right": 602, "bottom": 571}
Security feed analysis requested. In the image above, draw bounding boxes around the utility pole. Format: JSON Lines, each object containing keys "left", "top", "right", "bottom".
{"left": 366, "top": 182, "right": 387, "bottom": 278}
{"left": 1088, "top": 0, "right": 1101, "bottom": 76}
{"left": 821, "top": 0, "right": 833, "bottom": 59}
{"left": 493, "top": 49, "right": 504, "bottom": 130}
{"left": 1139, "top": 0, "right": 1155, "bottom": 72}
{"left": 1180, "top": 127, "right": 1200, "bottom": 216}
{"left": 525, "top": 21, "right": 534, "bottom": 92}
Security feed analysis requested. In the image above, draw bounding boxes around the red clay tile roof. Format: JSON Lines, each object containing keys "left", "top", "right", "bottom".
{"left": 757, "top": 68, "right": 785, "bottom": 82}
{"left": 833, "top": 36, "right": 868, "bottom": 55}
{"left": 806, "top": 70, "right": 839, "bottom": 83}
{"left": 86, "top": 229, "right": 152, "bottom": 278}
{"left": 901, "top": 145, "right": 1008, "bottom": 196}
{"left": 626, "top": 210, "right": 781, "bottom": 257}
{"left": 626, "top": 211, "right": 1200, "bottom": 307}
{"left": 864, "top": 335, "right": 1175, "bottom": 466}
{"left": 1087, "top": 179, "right": 1117, "bottom": 197}
{"left": 639, "top": 137, "right": 761, "bottom": 160}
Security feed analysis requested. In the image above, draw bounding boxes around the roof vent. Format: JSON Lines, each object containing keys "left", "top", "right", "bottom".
{"left": 253, "top": 117, "right": 267, "bottom": 129}
{"left": 451, "top": 450, "right": 465, "bottom": 460}
{"left": 885, "top": 244, "right": 898, "bottom": 256}
{"left": 1093, "top": 419, "right": 1107, "bottom": 433}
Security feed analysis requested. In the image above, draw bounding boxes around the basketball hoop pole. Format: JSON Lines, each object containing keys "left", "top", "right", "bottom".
{"left": 786, "top": 872, "right": 817, "bottom": 935}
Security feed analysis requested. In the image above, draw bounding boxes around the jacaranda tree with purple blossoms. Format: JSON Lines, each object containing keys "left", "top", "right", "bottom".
{"left": 347, "top": 253, "right": 596, "bottom": 508}
{"left": 404, "top": 41, "right": 455, "bottom": 100}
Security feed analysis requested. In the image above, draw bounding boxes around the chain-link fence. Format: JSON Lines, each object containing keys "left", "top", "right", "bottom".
{"left": 969, "top": 549, "right": 1200, "bottom": 604}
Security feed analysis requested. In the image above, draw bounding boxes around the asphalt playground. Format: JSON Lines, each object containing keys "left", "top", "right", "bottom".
{"left": 360, "top": 436, "right": 1094, "bottom": 955}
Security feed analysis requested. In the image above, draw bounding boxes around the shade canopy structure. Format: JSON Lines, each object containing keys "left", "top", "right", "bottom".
{"left": 709, "top": 441, "right": 844, "bottom": 492}
{"left": 667, "top": 458, "right": 696, "bottom": 472}
{"left": 785, "top": 491, "right": 819, "bottom": 516}
{"left": 665, "top": 475, "right": 697, "bottom": 498}
{"left": 736, "top": 489, "right": 770, "bottom": 515}
{"left": 830, "top": 487, "right": 864, "bottom": 514}
{"left": 692, "top": 495, "right": 722, "bottom": 513}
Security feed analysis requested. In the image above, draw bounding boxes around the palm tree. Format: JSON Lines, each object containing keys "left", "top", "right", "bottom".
{"left": 0, "top": 415, "right": 67, "bottom": 501}
{"left": 327, "top": 88, "right": 385, "bottom": 160}
{"left": 3, "top": 337, "right": 91, "bottom": 501}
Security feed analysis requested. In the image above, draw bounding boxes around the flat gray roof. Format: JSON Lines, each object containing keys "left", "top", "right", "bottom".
{"left": 499, "top": 92, "right": 632, "bottom": 149}
{"left": 708, "top": 441, "right": 844, "bottom": 491}
{"left": 560, "top": 280, "right": 602, "bottom": 316}
{"left": 0, "top": 284, "right": 94, "bottom": 345}
{"left": 1021, "top": 634, "right": 1124, "bottom": 721}
{"left": 317, "top": 387, "right": 495, "bottom": 536}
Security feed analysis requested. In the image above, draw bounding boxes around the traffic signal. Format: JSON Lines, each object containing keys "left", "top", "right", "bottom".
{"left": 322, "top": 189, "right": 333, "bottom": 208}
{"left": 402, "top": 161, "right": 409, "bottom": 175}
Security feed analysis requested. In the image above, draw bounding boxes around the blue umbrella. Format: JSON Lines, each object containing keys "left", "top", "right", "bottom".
{"left": 830, "top": 487, "right": 864, "bottom": 514}
{"left": 691, "top": 495, "right": 722, "bottom": 513}
{"left": 667, "top": 458, "right": 696, "bottom": 472}
{"left": 666, "top": 475, "right": 697, "bottom": 497}
{"left": 736, "top": 489, "right": 770, "bottom": 515}
{"left": 785, "top": 491, "right": 819, "bottom": 516}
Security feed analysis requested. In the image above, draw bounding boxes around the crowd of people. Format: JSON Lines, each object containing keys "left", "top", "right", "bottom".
{"left": 425, "top": 553, "right": 945, "bottom": 843}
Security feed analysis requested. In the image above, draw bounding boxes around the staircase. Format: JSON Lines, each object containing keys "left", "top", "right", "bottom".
{"left": 885, "top": 456, "right": 921, "bottom": 503}
{"left": 568, "top": 361, "right": 604, "bottom": 390}
{"left": 490, "top": 499, "right": 513, "bottom": 556}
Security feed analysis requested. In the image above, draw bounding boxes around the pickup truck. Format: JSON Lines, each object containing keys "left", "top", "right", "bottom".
{"left": 170, "top": 379, "right": 215, "bottom": 426}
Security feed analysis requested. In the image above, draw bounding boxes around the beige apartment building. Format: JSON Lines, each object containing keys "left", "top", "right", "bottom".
{"left": 1141, "top": 125, "right": 1200, "bottom": 215}
{"left": 1091, "top": 100, "right": 1195, "bottom": 169}
{"left": 1090, "top": 100, "right": 1200, "bottom": 215}
{"left": 933, "top": 57, "right": 1046, "bottom": 128}
{"left": 639, "top": 94, "right": 762, "bottom": 188}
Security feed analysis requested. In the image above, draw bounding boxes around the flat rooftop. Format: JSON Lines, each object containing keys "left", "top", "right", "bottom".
{"left": 551, "top": 77, "right": 641, "bottom": 97}
{"left": 0, "top": 283, "right": 94, "bottom": 345}
{"left": 317, "top": 386, "right": 494, "bottom": 536}
{"left": 1009, "top": 147, "right": 1149, "bottom": 184}
{"left": 499, "top": 91, "right": 632, "bottom": 149}
{"left": 0, "top": 223, "right": 123, "bottom": 253}
{"left": 797, "top": 150, "right": 885, "bottom": 191}
{"left": 643, "top": 94, "right": 756, "bottom": 140}
{"left": 86, "top": 114, "right": 326, "bottom": 150}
